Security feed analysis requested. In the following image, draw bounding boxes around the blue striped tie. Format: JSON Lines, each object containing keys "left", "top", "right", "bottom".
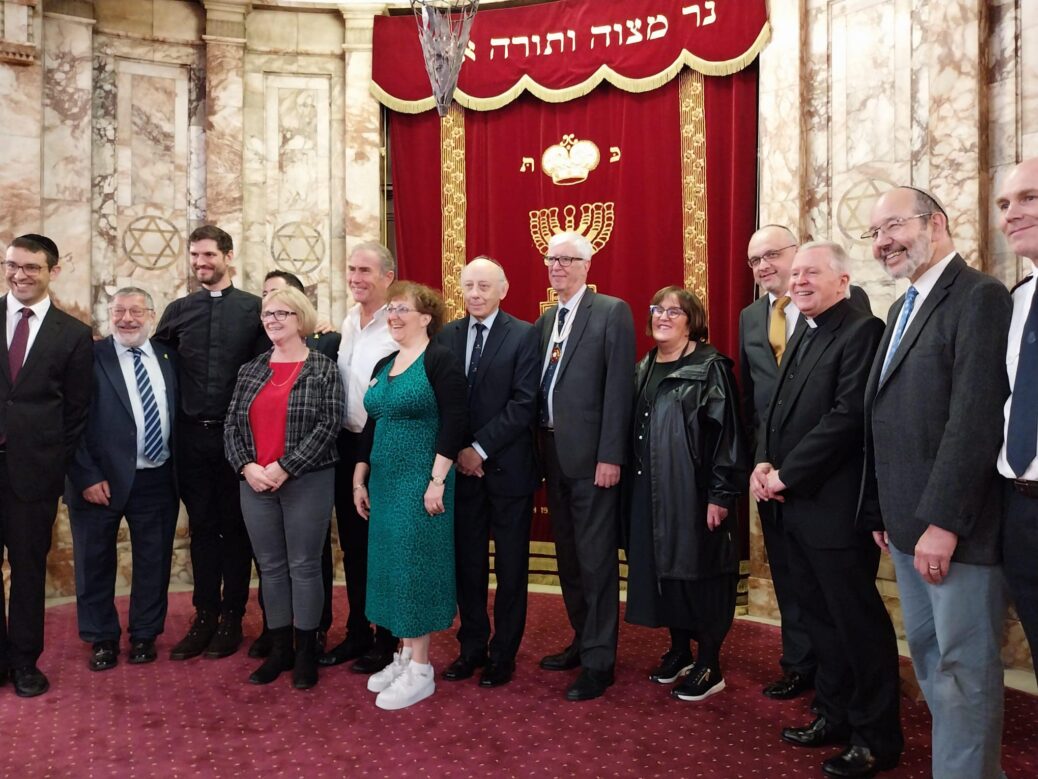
{"left": 130, "top": 347, "right": 164, "bottom": 462}
{"left": 880, "top": 286, "right": 918, "bottom": 381}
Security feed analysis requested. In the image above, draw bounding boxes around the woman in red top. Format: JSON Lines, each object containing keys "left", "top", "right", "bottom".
{"left": 224, "top": 286, "right": 344, "bottom": 689}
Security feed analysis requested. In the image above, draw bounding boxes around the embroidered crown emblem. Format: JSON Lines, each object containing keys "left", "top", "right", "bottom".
{"left": 541, "top": 135, "right": 601, "bottom": 186}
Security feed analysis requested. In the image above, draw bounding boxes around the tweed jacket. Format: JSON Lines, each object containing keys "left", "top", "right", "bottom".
{"left": 224, "top": 348, "right": 344, "bottom": 477}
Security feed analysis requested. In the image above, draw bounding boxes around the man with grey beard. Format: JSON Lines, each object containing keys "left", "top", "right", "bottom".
{"left": 67, "top": 287, "right": 179, "bottom": 673}
{"left": 861, "top": 187, "right": 1011, "bottom": 779}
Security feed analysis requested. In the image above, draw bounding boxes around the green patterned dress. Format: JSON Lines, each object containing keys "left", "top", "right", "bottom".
{"left": 364, "top": 353, "right": 457, "bottom": 637}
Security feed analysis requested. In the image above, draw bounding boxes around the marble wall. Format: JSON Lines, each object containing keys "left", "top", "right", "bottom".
{"left": 752, "top": 0, "right": 1038, "bottom": 673}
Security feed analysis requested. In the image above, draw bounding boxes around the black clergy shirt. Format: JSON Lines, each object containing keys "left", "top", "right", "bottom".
{"left": 154, "top": 285, "right": 269, "bottom": 421}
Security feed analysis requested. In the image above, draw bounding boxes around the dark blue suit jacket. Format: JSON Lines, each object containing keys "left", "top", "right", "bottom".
{"left": 435, "top": 309, "right": 540, "bottom": 497}
{"left": 65, "top": 336, "right": 178, "bottom": 513}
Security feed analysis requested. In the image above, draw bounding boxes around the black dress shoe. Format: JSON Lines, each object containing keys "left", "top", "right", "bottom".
{"left": 442, "top": 654, "right": 486, "bottom": 681}
{"left": 822, "top": 745, "right": 898, "bottom": 777}
{"left": 319, "top": 630, "right": 374, "bottom": 667}
{"left": 565, "top": 668, "right": 614, "bottom": 701}
{"left": 351, "top": 645, "right": 396, "bottom": 674}
{"left": 12, "top": 666, "right": 49, "bottom": 698}
{"left": 781, "top": 716, "right": 852, "bottom": 748}
{"left": 204, "top": 615, "right": 243, "bottom": 659}
{"left": 169, "top": 609, "right": 218, "bottom": 660}
{"left": 763, "top": 670, "right": 814, "bottom": 699}
{"left": 479, "top": 659, "right": 515, "bottom": 688}
{"left": 540, "top": 643, "right": 581, "bottom": 671}
{"left": 128, "top": 639, "right": 157, "bottom": 665}
{"left": 89, "top": 640, "right": 119, "bottom": 672}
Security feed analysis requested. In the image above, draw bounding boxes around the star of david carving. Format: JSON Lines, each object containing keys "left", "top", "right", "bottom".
{"left": 838, "top": 178, "right": 894, "bottom": 242}
{"left": 123, "top": 215, "right": 182, "bottom": 270}
{"left": 271, "top": 222, "right": 324, "bottom": 275}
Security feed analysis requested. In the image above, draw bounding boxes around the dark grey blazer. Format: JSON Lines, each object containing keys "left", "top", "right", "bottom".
{"left": 535, "top": 290, "right": 635, "bottom": 480}
{"left": 435, "top": 309, "right": 540, "bottom": 496}
{"left": 740, "top": 285, "right": 871, "bottom": 461}
{"left": 862, "top": 255, "right": 1012, "bottom": 564}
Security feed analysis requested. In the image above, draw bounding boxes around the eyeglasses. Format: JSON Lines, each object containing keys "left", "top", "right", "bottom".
{"left": 747, "top": 244, "right": 796, "bottom": 269}
{"left": 543, "top": 255, "right": 584, "bottom": 267}
{"left": 261, "top": 310, "right": 297, "bottom": 322}
{"left": 109, "top": 306, "right": 154, "bottom": 319}
{"left": 649, "top": 305, "right": 687, "bottom": 319}
{"left": 3, "top": 261, "right": 46, "bottom": 276}
{"left": 860, "top": 213, "right": 932, "bottom": 241}
{"left": 385, "top": 304, "right": 416, "bottom": 316}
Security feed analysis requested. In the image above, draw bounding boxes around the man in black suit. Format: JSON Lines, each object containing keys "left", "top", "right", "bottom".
{"left": 752, "top": 241, "right": 902, "bottom": 778}
{"left": 862, "top": 187, "right": 1011, "bottom": 779}
{"left": 740, "top": 226, "right": 873, "bottom": 701}
{"left": 66, "top": 287, "right": 179, "bottom": 672}
{"left": 0, "top": 233, "right": 93, "bottom": 697}
{"left": 997, "top": 157, "right": 1038, "bottom": 685}
{"left": 535, "top": 231, "right": 635, "bottom": 701}
{"left": 434, "top": 257, "right": 539, "bottom": 688}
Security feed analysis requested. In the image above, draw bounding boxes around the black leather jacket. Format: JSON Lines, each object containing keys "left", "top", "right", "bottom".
{"left": 630, "top": 343, "right": 748, "bottom": 580}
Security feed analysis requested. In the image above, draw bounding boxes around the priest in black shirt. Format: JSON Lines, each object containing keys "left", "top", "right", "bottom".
{"left": 154, "top": 225, "right": 269, "bottom": 660}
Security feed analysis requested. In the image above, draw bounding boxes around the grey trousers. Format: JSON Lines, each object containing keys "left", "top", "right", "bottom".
{"left": 890, "top": 545, "right": 1007, "bottom": 779}
{"left": 240, "top": 468, "right": 334, "bottom": 631}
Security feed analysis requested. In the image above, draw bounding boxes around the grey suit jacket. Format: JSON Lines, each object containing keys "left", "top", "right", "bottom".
{"left": 740, "top": 285, "right": 871, "bottom": 462}
{"left": 862, "top": 255, "right": 1011, "bottom": 564}
{"left": 535, "top": 290, "right": 635, "bottom": 480}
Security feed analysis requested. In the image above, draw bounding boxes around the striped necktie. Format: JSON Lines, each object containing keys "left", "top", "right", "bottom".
{"left": 130, "top": 347, "right": 164, "bottom": 462}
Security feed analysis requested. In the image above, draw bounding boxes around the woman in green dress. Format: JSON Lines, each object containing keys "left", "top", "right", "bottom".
{"left": 352, "top": 281, "right": 467, "bottom": 710}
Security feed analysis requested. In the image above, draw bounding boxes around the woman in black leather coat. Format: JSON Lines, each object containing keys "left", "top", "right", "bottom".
{"left": 624, "top": 286, "right": 748, "bottom": 702}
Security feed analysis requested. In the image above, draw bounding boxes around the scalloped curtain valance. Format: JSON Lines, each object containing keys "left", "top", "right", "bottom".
{"left": 371, "top": 0, "right": 770, "bottom": 113}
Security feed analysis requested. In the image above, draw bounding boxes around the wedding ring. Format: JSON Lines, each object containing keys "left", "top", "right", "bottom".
{"left": 927, "top": 564, "right": 940, "bottom": 570}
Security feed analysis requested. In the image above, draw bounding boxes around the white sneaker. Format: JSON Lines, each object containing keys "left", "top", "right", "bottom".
{"left": 367, "top": 648, "right": 411, "bottom": 693}
{"left": 375, "top": 662, "right": 435, "bottom": 710}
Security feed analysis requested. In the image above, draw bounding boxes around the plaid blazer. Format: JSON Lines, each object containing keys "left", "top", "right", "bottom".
{"left": 224, "top": 349, "right": 344, "bottom": 477}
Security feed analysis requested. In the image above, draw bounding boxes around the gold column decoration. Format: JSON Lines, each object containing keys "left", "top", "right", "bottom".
{"left": 679, "top": 69, "right": 709, "bottom": 313}
{"left": 439, "top": 101, "right": 467, "bottom": 321}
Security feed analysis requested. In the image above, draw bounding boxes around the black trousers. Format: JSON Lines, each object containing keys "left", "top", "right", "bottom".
{"left": 0, "top": 453, "right": 59, "bottom": 669}
{"left": 453, "top": 473, "right": 533, "bottom": 663}
{"left": 69, "top": 463, "right": 179, "bottom": 643}
{"left": 757, "top": 499, "right": 817, "bottom": 676}
{"left": 176, "top": 420, "right": 253, "bottom": 617}
{"left": 540, "top": 430, "right": 619, "bottom": 672}
{"left": 784, "top": 524, "right": 903, "bottom": 762}
{"left": 328, "top": 429, "right": 394, "bottom": 646}
{"left": 1004, "top": 482, "right": 1038, "bottom": 683}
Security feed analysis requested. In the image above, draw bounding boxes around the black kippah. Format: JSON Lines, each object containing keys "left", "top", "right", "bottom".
{"left": 16, "top": 233, "right": 59, "bottom": 260}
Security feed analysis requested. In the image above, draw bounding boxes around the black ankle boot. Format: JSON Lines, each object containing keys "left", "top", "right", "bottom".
{"left": 248, "top": 626, "right": 294, "bottom": 685}
{"left": 293, "top": 628, "right": 318, "bottom": 690}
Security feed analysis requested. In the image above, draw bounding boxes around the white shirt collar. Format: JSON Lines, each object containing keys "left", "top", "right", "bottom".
{"left": 559, "top": 284, "right": 588, "bottom": 310}
{"left": 471, "top": 308, "right": 499, "bottom": 331}
{"left": 910, "top": 251, "right": 957, "bottom": 297}
{"left": 7, "top": 292, "right": 51, "bottom": 320}
{"left": 114, "top": 338, "right": 156, "bottom": 359}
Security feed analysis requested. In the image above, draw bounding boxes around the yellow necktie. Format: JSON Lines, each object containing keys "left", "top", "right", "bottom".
{"left": 769, "top": 296, "right": 791, "bottom": 364}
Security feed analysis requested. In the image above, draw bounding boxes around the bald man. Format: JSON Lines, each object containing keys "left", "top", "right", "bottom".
{"left": 434, "top": 257, "right": 540, "bottom": 688}
{"left": 996, "top": 157, "right": 1038, "bottom": 685}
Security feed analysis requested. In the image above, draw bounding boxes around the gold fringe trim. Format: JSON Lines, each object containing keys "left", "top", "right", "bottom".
{"left": 372, "top": 22, "right": 770, "bottom": 114}
{"left": 439, "top": 102, "right": 467, "bottom": 321}
{"left": 679, "top": 69, "right": 709, "bottom": 311}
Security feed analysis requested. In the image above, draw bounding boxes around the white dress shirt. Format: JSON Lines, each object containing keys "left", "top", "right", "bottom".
{"left": 880, "top": 251, "right": 956, "bottom": 369}
{"left": 337, "top": 303, "right": 397, "bottom": 433}
{"left": 5, "top": 292, "right": 51, "bottom": 362}
{"left": 114, "top": 339, "right": 172, "bottom": 469}
{"left": 541, "top": 284, "right": 588, "bottom": 427}
{"left": 465, "top": 307, "right": 500, "bottom": 460}
{"left": 998, "top": 270, "right": 1038, "bottom": 480}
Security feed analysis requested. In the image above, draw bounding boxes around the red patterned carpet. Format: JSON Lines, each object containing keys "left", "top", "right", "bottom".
{"left": 1, "top": 590, "right": 1036, "bottom": 778}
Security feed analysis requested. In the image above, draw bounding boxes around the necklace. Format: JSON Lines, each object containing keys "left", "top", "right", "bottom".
{"left": 268, "top": 360, "right": 303, "bottom": 388}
